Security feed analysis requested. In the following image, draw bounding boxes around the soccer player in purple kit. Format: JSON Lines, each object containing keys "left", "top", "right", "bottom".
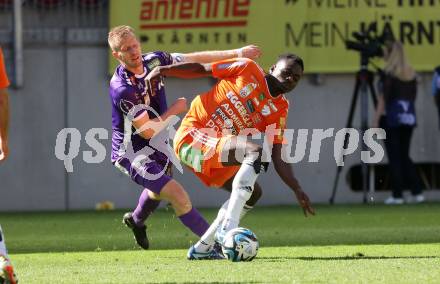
{"left": 107, "top": 25, "right": 261, "bottom": 250}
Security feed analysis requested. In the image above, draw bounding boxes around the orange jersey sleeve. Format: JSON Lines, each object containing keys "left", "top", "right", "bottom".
{"left": 0, "top": 47, "right": 10, "bottom": 89}
{"left": 212, "top": 58, "right": 258, "bottom": 79}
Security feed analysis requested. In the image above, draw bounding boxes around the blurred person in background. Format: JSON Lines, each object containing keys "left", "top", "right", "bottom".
{"left": 373, "top": 41, "right": 424, "bottom": 205}
{"left": 432, "top": 66, "right": 440, "bottom": 129}
{"left": 0, "top": 45, "right": 18, "bottom": 284}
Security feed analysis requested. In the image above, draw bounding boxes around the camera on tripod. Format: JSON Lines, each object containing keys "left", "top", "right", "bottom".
{"left": 345, "top": 29, "right": 388, "bottom": 66}
{"left": 330, "top": 28, "right": 391, "bottom": 204}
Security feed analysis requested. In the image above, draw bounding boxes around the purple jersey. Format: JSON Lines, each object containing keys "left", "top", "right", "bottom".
{"left": 109, "top": 51, "right": 176, "bottom": 164}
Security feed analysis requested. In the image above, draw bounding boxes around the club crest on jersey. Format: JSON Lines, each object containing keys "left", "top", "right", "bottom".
{"left": 261, "top": 104, "right": 271, "bottom": 116}
{"left": 239, "top": 83, "right": 257, "bottom": 98}
{"left": 147, "top": 58, "right": 161, "bottom": 70}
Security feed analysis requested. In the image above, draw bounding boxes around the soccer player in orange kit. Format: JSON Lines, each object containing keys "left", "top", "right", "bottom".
{"left": 0, "top": 45, "right": 18, "bottom": 284}
{"left": 145, "top": 54, "right": 315, "bottom": 259}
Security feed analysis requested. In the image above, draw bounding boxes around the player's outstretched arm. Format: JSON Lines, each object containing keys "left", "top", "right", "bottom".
{"left": 145, "top": 63, "right": 213, "bottom": 96}
{"left": 272, "top": 143, "right": 315, "bottom": 217}
{"left": 180, "top": 45, "right": 261, "bottom": 63}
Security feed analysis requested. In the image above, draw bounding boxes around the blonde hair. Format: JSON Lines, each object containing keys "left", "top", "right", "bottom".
{"left": 384, "top": 41, "right": 416, "bottom": 81}
{"left": 108, "top": 25, "right": 136, "bottom": 51}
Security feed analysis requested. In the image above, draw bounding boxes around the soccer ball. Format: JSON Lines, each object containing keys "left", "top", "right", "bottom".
{"left": 221, "top": 227, "right": 259, "bottom": 262}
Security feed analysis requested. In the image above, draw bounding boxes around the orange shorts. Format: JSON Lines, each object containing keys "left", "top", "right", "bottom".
{"left": 173, "top": 126, "right": 240, "bottom": 187}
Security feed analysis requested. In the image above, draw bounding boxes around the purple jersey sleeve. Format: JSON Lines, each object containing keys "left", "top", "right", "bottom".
{"left": 142, "top": 51, "right": 174, "bottom": 70}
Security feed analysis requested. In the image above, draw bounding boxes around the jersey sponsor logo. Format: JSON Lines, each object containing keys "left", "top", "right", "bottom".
{"left": 397, "top": 113, "right": 416, "bottom": 125}
{"left": 261, "top": 104, "right": 271, "bottom": 116}
{"left": 221, "top": 103, "right": 245, "bottom": 130}
{"left": 206, "top": 119, "right": 221, "bottom": 133}
{"left": 268, "top": 99, "right": 278, "bottom": 112}
{"left": 239, "top": 83, "right": 257, "bottom": 98}
{"left": 215, "top": 107, "right": 228, "bottom": 122}
{"left": 224, "top": 118, "right": 233, "bottom": 129}
{"left": 398, "top": 100, "right": 410, "bottom": 112}
{"left": 251, "top": 113, "right": 263, "bottom": 124}
{"left": 225, "top": 91, "right": 252, "bottom": 127}
{"left": 214, "top": 107, "right": 238, "bottom": 134}
{"left": 206, "top": 109, "right": 228, "bottom": 133}
{"left": 147, "top": 58, "right": 161, "bottom": 70}
{"left": 252, "top": 93, "right": 265, "bottom": 107}
{"left": 246, "top": 99, "right": 255, "bottom": 113}
{"left": 179, "top": 143, "right": 204, "bottom": 173}
{"left": 252, "top": 97, "right": 260, "bottom": 106}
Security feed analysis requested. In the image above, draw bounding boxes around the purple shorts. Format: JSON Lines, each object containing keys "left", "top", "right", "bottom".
{"left": 114, "top": 155, "right": 171, "bottom": 195}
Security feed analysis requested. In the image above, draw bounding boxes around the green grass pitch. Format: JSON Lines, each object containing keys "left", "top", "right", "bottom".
{"left": 1, "top": 204, "right": 440, "bottom": 283}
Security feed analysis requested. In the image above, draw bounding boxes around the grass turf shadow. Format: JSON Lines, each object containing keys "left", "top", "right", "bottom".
{"left": 259, "top": 255, "right": 440, "bottom": 262}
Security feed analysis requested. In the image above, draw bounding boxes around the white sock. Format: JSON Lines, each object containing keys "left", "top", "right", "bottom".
{"left": 0, "top": 225, "right": 8, "bottom": 257}
{"left": 194, "top": 202, "right": 254, "bottom": 252}
{"left": 240, "top": 204, "right": 253, "bottom": 219}
{"left": 220, "top": 162, "right": 258, "bottom": 233}
{"left": 194, "top": 201, "right": 229, "bottom": 252}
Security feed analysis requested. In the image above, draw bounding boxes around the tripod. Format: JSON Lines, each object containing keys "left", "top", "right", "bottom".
{"left": 329, "top": 61, "right": 378, "bottom": 204}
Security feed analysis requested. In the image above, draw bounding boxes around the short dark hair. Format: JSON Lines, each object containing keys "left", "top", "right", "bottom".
{"left": 278, "top": 53, "right": 304, "bottom": 72}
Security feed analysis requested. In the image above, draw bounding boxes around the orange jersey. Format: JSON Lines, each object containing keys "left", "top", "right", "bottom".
{"left": 180, "top": 58, "right": 289, "bottom": 144}
{"left": 0, "top": 47, "right": 10, "bottom": 89}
